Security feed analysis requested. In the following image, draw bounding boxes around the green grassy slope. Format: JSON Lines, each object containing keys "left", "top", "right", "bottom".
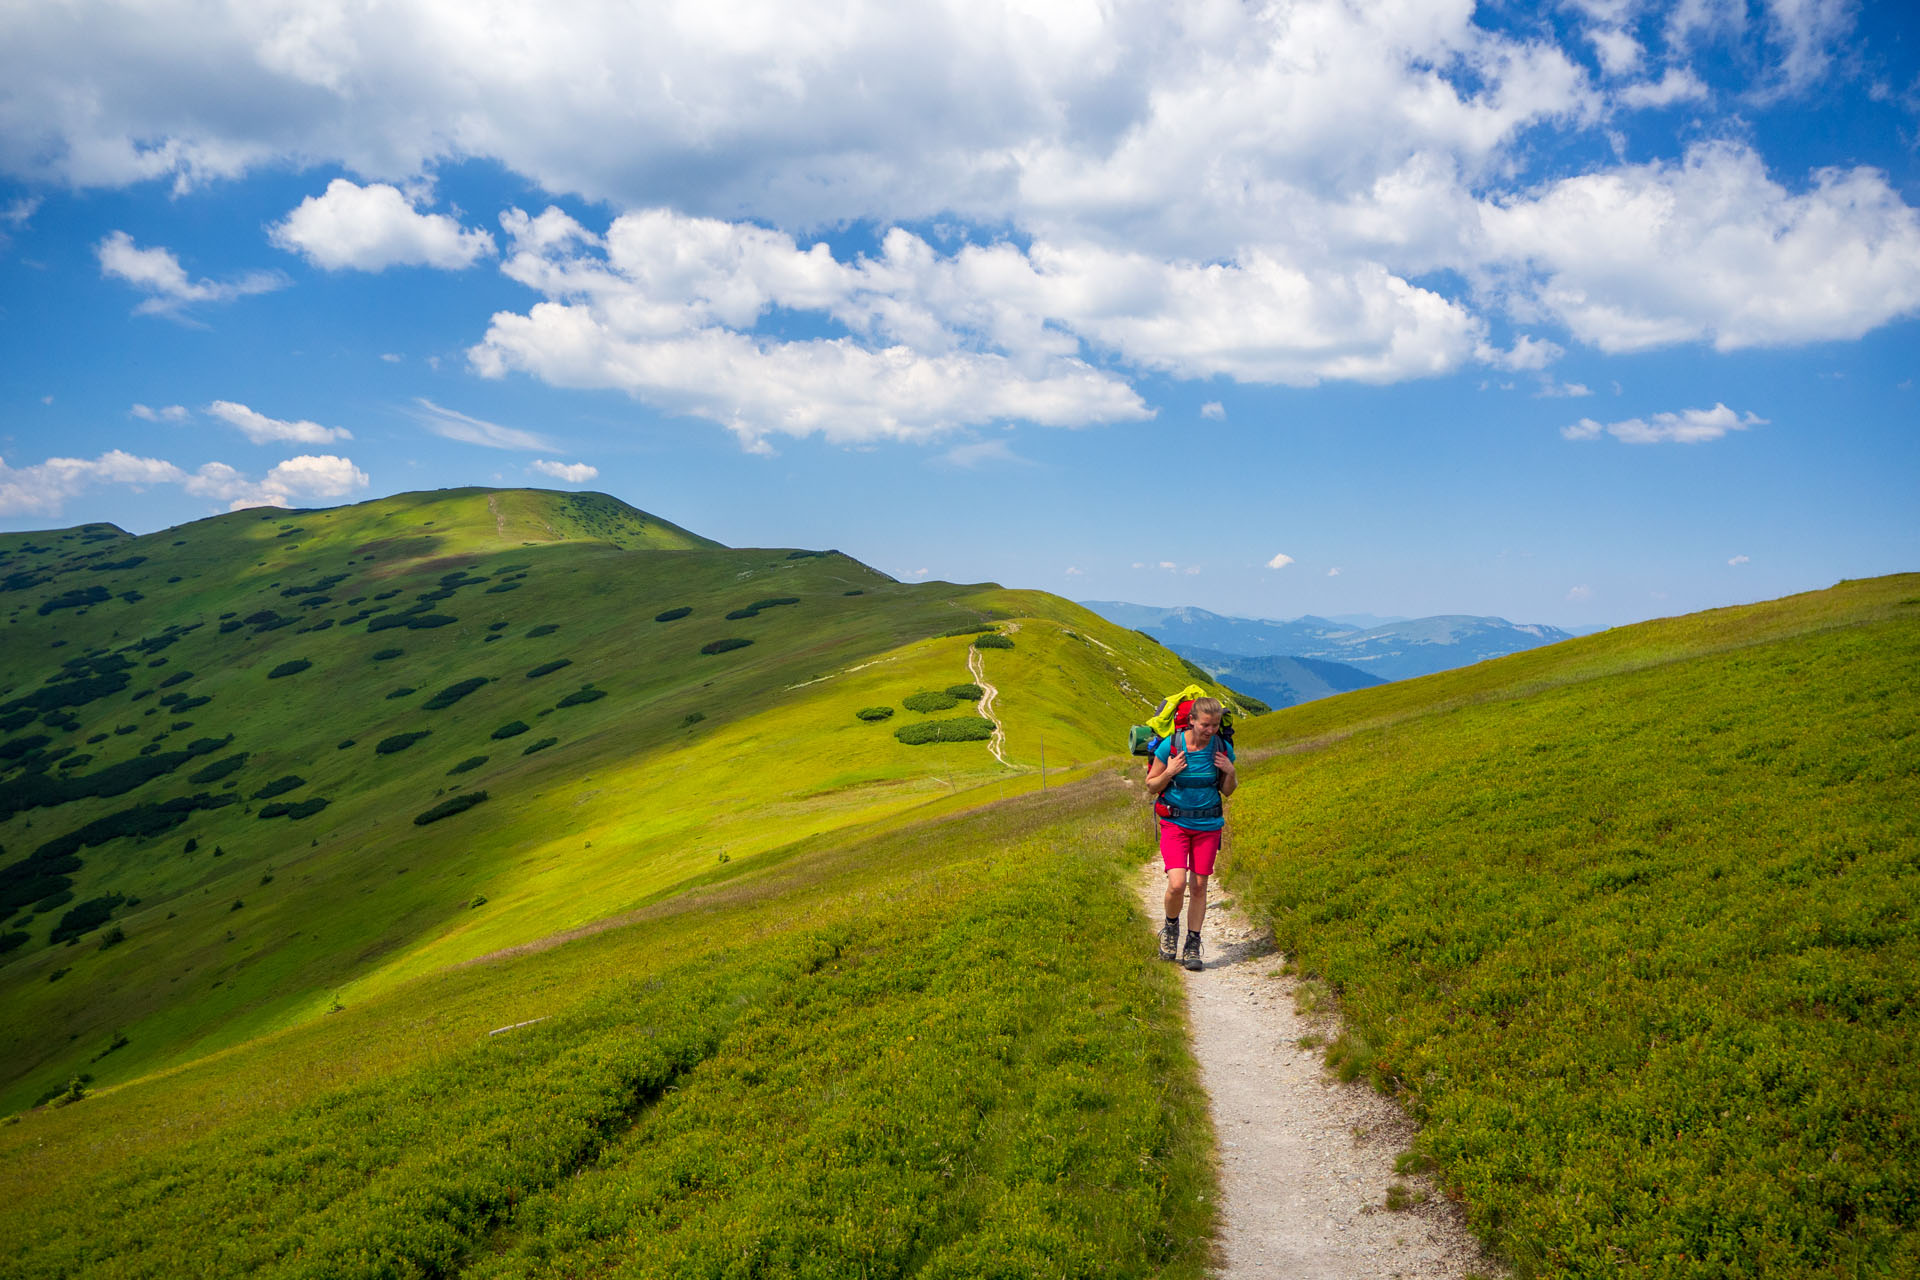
{"left": 0, "top": 777, "right": 1215, "bottom": 1279}
{"left": 0, "top": 488, "right": 1226, "bottom": 1115}
{"left": 1224, "top": 575, "right": 1919, "bottom": 1277}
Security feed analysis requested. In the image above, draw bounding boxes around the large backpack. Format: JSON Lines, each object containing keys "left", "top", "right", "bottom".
{"left": 1129, "top": 685, "right": 1234, "bottom": 822}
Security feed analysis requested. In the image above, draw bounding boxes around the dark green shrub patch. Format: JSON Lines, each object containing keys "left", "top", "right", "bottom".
{"left": 96, "top": 926, "right": 125, "bottom": 951}
{"left": 902, "top": 690, "right": 959, "bottom": 713}
{"left": 973, "top": 633, "right": 1015, "bottom": 649}
{"left": 785, "top": 549, "right": 827, "bottom": 559}
{"left": 700, "top": 638, "right": 753, "bottom": 655}
{"left": 48, "top": 893, "right": 126, "bottom": 945}
{"left": 32, "top": 889, "right": 74, "bottom": 913}
{"left": 0, "top": 735, "right": 231, "bottom": 822}
{"left": 0, "top": 734, "right": 51, "bottom": 761}
{"left": 447, "top": 756, "right": 488, "bottom": 775}
{"left": 259, "top": 797, "right": 329, "bottom": 821}
{"left": 526, "top": 623, "right": 560, "bottom": 637}
{"left": 0, "top": 930, "right": 27, "bottom": 955}
{"left": 414, "top": 790, "right": 489, "bottom": 825}
{"left": 158, "top": 671, "right": 193, "bottom": 689}
{"left": 56, "top": 755, "right": 92, "bottom": 771}
{"left": 681, "top": 712, "right": 705, "bottom": 727}
{"left": 280, "top": 573, "right": 347, "bottom": 598}
{"left": 526, "top": 659, "right": 573, "bottom": 678}
{"left": 725, "top": 596, "right": 801, "bottom": 621}
{"left": 942, "top": 623, "right": 995, "bottom": 637}
{"left": 187, "top": 754, "right": 249, "bottom": 785}
{"left": 0, "top": 709, "right": 36, "bottom": 733}
{"left": 385, "top": 687, "right": 415, "bottom": 700}
{"left": 267, "top": 660, "right": 312, "bottom": 679}
{"left": 336, "top": 739, "right": 355, "bottom": 750}
{"left": 555, "top": 687, "right": 606, "bottom": 708}
{"left": 522, "top": 737, "right": 558, "bottom": 755}
{"left": 375, "top": 732, "right": 431, "bottom": 755}
{"left": 854, "top": 706, "right": 895, "bottom": 722}
{"left": 946, "top": 683, "right": 985, "bottom": 702}
{"left": 654, "top": 606, "right": 692, "bottom": 622}
{"left": 491, "top": 721, "right": 530, "bottom": 740}
{"left": 367, "top": 612, "right": 456, "bottom": 633}
{"left": 30, "top": 793, "right": 238, "bottom": 865}
{"left": 483, "top": 582, "right": 520, "bottom": 593}
{"left": 37, "top": 586, "right": 110, "bottom": 616}
{"left": 893, "top": 716, "right": 996, "bottom": 745}
{"left": 421, "top": 677, "right": 490, "bottom": 710}
{"left": 843, "top": 589, "right": 863, "bottom": 596}
{"left": 251, "top": 776, "right": 305, "bottom": 800}
{"left": 371, "top": 648, "right": 403, "bottom": 661}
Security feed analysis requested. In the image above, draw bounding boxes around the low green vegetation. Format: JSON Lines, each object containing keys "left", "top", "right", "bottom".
{"left": 491, "top": 721, "right": 529, "bottom": 740}
{"left": 854, "top": 706, "right": 894, "bottom": 722}
{"left": 374, "top": 732, "right": 430, "bottom": 755}
{"left": 421, "top": 677, "right": 490, "bottom": 710}
{"left": 266, "top": 660, "right": 311, "bottom": 679}
{"left": 0, "top": 787, "right": 1213, "bottom": 1280}
{"left": 414, "top": 791, "right": 489, "bottom": 826}
{"left": 700, "top": 637, "right": 753, "bottom": 655}
{"left": 447, "top": 756, "right": 488, "bottom": 775}
{"left": 1227, "top": 576, "right": 1920, "bottom": 1278}
{"left": 653, "top": 607, "right": 691, "bottom": 622}
{"left": 894, "top": 716, "right": 996, "bottom": 745}
{"left": 525, "top": 659, "right": 572, "bottom": 678}
{"left": 902, "top": 690, "right": 959, "bottom": 713}
{"left": 974, "top": 634, "right": 1014, "bottom": 650}
{"left": 250, "top": 776, "right": 304, "bottom": 800}
{"left": 554, "top": 687, "right": 606, "bottom": 708}
{"left": 945, "top": 682, "right": 983, "bottom": 701}
{"left": 521, "top": 737, "right": 558, "bottom": 755}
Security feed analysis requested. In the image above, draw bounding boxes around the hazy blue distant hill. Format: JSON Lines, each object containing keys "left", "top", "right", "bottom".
{"left": 1080, "top": 600, "right": 1576, "bottom": 682}
{"left": 1179, "top": 648, "right": 1385, "bottom": 709}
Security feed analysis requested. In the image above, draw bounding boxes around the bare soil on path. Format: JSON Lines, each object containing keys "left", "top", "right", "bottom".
{"left": 1135, "top": 861, "right": 1501, "bottom": 1279}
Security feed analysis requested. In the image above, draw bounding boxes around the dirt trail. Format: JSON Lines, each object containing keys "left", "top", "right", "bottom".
{"left": 1135, "top": 863, "right": 1499, "bottom": 1279}
{"left": 968, "top": 646, "right": 1010, "bottom": 767}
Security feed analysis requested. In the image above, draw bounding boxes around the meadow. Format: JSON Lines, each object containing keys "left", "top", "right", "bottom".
{"left": 0, "top": 779, "right": 1216, "bottom": 1279}
{"left": 1226, "top": 575, "right": 1919, "bottom": 1277}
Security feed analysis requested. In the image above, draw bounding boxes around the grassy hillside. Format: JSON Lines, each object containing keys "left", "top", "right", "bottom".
{"left": 1224, "top": 575, "right": 1919, "bottom": 1277}
{"left": 0, "top": 776, "right": 1215, "bottom": 1279}
{"left": 0, "top": 488, "right": 1233, "bottom": 1115}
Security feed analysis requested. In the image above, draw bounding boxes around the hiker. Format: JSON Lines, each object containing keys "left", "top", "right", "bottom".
{"left": 1146, "top": 695, "right": 1236, "bottom": 971}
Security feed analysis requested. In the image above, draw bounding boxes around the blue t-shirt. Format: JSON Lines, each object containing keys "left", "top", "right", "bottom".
{"left": 1152, "top": 730, "right": 1234, "bottom": 832}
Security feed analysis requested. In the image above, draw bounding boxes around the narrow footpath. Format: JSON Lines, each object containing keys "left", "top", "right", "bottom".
{"left": 968, "top": 646, "right": 1010, "bottom": 767}
{"left": 1136, "top": 864, "right": 1500, "bottom": 1279}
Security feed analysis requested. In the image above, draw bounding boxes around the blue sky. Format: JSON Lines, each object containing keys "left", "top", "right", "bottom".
{"left": 1, "top": 0, "right": 1915, "bottom": 629}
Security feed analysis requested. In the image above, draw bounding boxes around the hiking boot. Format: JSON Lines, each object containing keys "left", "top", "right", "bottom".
{"left": 1159, "top": 919, "right": 1179, "bottom": 962}
{"left": 1181, "top": 931, "right": 1203, "bottom": 971}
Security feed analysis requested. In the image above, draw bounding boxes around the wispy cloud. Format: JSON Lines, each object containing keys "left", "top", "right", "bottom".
{"left": 130, "top": 403, "right": 189, "bottom": 423}
{"left": 1200, "top": 401, "right": 1226, "bottom": 420}
{"left": 1727, "top": 554, "right": 1750, "bottom": 566}
{"left": 1266, "top": 552, "right": 1295, "bottom": 569}
{"left": 1566, "top": 584, "right": 1594, "bottom": 602}
{"left": 936, "top": 439, "right": 1031, "bottom": 469}
{"left": 1563, "top": 402, "right": 1765, "bottom": 444}
{"left": 96, "top": 231, "right": 285, "bottom": 316}
{"left": 407, "top": 398, "right": 554, "bottom": 451}
{"left": 207, "top": 400, "right": 351, "bottom": 445}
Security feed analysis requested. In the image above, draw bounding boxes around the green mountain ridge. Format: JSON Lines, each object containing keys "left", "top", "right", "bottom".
{"left": 0, "top": 486, "right": 1240, "bottom": 1113}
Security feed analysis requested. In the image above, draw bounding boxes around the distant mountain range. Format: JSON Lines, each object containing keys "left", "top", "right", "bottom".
{"left": 1178, "top": 648, "right": 1387, "bottom": 710}
{"left": 1079, "top": 600, "right": 1579, "bottom": 684}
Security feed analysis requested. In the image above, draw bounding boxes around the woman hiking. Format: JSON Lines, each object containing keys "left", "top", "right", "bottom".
{"left": 1145, "top": 695, "right": 1236, "bottom": 971}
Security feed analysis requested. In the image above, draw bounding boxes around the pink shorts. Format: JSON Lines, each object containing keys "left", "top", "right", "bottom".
{"left": 1159, "top": 823, "right": 1221, "bottom": 877}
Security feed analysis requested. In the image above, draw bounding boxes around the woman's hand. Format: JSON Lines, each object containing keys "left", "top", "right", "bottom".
{"left": 1213, "top": 749, "right": 1234, "bottom": 776}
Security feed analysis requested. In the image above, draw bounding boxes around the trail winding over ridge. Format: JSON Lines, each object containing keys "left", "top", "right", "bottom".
{"left": 968, "top": 646, "right": 1011, "bottom": 767}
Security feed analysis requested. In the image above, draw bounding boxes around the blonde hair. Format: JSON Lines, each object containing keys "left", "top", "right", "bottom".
{"left": 1191, "top": 696, "right": 1224, "bottom": 722}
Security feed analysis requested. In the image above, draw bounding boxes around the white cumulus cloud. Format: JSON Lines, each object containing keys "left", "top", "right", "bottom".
{"left": 1562, "top": 402, "right": 1765, "bottom": 444}
{"left": 1266, "top": 552, "right": 1295, "bottom": 569}
{"left": 1481, "top": 142, "right": 1920, "bottom": 352}
{"left": 96, "top": 231, "right": 285, "bottom": 315}
{"left": 207, "top": 400, "right": 351, "bottom": 445}
{"left": 1567, "top": 584, "right": 1594, "bottom": 602}
{"left": 529, "top": 459, "right": 598, "bottom": 483}
{"left": 1200, "top": 401, "right": 1225, "bottom": 420}
{"left": 270, "top": 179, "right": 496, "bottom": 271}
{"left": 1728, "top": 553, "right": 1750, "bottom": 566}
{"left": 0, "top": 449, "right": 367, "bottom": 516}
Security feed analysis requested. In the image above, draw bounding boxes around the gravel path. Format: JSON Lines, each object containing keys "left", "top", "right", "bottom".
{"left": 968, "top": 646, "right": 1010, "bottom": 767}
{"left": 1137, "top": 861, "right": 1501, "bottom": 1279}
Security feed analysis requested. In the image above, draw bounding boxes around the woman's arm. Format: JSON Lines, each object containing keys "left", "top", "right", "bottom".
{"left": 1214, "top": 749, "right": 1237, "bottom": 798}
